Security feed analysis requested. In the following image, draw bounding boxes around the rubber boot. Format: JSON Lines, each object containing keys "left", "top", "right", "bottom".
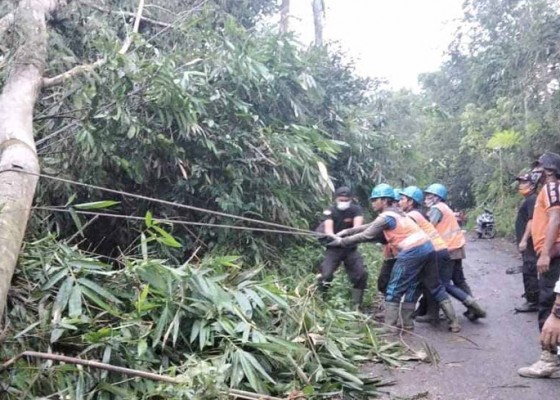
{"left": 412, "top": 293, "right": 428, "bottom": 318}
{"left": 400, "top": 302, "right": 416, "bottom": 331}
{"left": 514, "top": 301, "right": 538, "bottom": 313}
{"left": 384, "top": 302, "right": 400, "bottom": 328}
{"left": 439, "top": 299, "right": 461, "bottom": 332}
{"left": 463, "top": 296, "right": 486, "bottom": 321}
{"left": 351, "top": 288, "right": 364, "bottom": 311}
{"left": 518, "top": 350, "right": 560, "bottom": 378}
{"left": 415, "top": 296, "right": 439, "bottom": 324}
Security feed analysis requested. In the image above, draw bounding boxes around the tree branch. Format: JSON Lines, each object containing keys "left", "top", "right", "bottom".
{"left": 42, "top": 0, "right": 146, "bottom": 88}
{"left": 81, "top": 1, "right": 171, "bottom": 28}
{"left": 42, "top": 57, "right": 107, "bottom": 88}
{"left": 0, "top": 351, "right": 286, "bottom": 400}
{"left": 118, "top": 0, "right": 145, "bottom": 55}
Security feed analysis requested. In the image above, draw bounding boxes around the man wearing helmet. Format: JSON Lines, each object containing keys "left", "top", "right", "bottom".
{"left": 317, "top": 186, "right": 368, "bottom": 309}
{"left": 398, "top": 186, "right": 462, "bottom": 332}
{"left": 513, "top": 170, "right": 540, "bottom": 312}
{"left": 328, "top": 183, "right": 434, "bottom": 331}
{"left": 376, "top": 189, "right": 402, "bottom": 296}
{"left": 424, "top": 183, "right": 486, "bottom": 321}
{"left": 518, "top": 152, "right": 560, "bottom": 378}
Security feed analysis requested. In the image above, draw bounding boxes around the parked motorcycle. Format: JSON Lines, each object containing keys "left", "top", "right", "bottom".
{"left": 476, "top": 208, "right": 496, "bottom": 239}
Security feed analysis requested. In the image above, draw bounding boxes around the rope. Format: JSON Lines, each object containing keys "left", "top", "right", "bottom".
{"left": 0, "top": 168, "right": 320, "bottom": 236}
{"left": 33, "top": 206, "right": 319, "bottom": 237}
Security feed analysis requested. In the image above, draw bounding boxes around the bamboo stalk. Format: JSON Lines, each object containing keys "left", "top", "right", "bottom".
{"left": 0, "top": 351, "right": 288, "bottom": 400}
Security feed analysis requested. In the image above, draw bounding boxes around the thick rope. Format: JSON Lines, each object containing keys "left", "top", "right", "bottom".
{"left": 0, "top": 168, "right": 319, "bottom": 235}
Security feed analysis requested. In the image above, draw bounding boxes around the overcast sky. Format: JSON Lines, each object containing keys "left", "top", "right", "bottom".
{"left": 290, "top": 0, "right": 464, "bottom": 90}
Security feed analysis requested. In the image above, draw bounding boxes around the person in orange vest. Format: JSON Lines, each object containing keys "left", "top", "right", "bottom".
{"left": 398, "top": 186, "right": 461, "bottom": 332}
{"left": 424, "top": 183, "right": 486, "bottom": 321}
{"left": 328, "top": 183, "right": 434, "bottom": 331}
{"left": 376, "top": 189, "right": 402, "bottom": 296}
{"left": 518, "top": 153, "right": 560, "bottom": 378}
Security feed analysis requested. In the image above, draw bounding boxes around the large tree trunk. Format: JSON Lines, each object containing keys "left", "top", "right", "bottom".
{"left": 0, "top": 0, "right": 64, "bottom": 319}
{"left": 312, "top": 0, "right": 325, "bottom": 45}
{"left": 279, "top": 0, "right": 290, "bottom": 33}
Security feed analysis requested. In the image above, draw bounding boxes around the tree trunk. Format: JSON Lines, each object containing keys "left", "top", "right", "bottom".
{"left": 312, "top": 0, "right": 325, "bottom": 45}
{"left": 0, "top": 0, "right": 63, "bottom": 319}
{"left": 279, "top": 0, "right": 290, "bottom": 33}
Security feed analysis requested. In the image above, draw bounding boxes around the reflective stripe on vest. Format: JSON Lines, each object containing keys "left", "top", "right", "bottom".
{"left": 381, "top": 210, "right": 430, "bottom": 252}
{"left": 433, "top": 202, "right": 466, "bottom": 251}
{"left": 408, "top": 209, "right": 447, "bottom": 252}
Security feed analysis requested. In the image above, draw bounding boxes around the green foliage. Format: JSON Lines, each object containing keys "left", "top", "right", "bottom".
{"left": 30, "top": 0, "right": 390, "bottom": 263}
{"left": 2, "top": 235, "right": 401, "bottom": 399}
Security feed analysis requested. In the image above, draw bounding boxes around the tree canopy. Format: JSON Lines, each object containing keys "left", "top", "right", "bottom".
{"left": 1, "top": 0, "right": 560, "bottom": 397}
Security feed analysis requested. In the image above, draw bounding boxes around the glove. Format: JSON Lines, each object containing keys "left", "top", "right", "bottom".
{"left": 326, "top": 235, "right": 343, "bottom": 247}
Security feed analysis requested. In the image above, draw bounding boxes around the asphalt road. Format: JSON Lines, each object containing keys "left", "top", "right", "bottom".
{"left": 371, "top": 236, "right": 560, "bottom": 400}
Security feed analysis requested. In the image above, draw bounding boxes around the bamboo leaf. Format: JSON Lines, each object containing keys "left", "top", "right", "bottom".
{"left": 77, "top": 278, "right": 122, "bottom": 304}
{"left": 68, "top": 284, "right": 82, "bottom": 318}
{"left": 74, "top": 200, "right": 120, "bottom": 210}
{"left": 81, "top": 286, "right": 118, "bottom": 315}
{"left": 145, "top": 210, "right": 153, "bottom": 227}
{"left": 53, "top": 277, "right": 74, "bottom": 319}
{"left": 41, "top": 268, "right": 68, "bottom": 290}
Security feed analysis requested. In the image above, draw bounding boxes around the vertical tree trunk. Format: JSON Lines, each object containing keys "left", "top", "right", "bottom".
{"left": 312, "top": 0, "right": 325, "bottom": 45}
{"left": 0, "top": 0, "right": 63, "bottom": 319}
{"left": 279, "top": 0, "right": 290, "bottom": 33}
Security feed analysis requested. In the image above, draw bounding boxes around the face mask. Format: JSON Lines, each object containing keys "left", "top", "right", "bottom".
{"left": 336, "top": 201, "right": 351, "bottom": 211}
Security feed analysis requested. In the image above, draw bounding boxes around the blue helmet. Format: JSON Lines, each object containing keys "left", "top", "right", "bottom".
{"left": 401, "top": 186, "right": 424, "bottom": 205}
{"left": 424, "top": 183, "right": 447, "bottom": 201}
{"left": 370, "top": 183, "right": 395, "bottom": 200}
{"left": 393, "top": 188, "right": 402, "bottom": 201}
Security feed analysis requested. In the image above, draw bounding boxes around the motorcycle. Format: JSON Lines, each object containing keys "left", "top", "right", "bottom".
{"left": 476, "top": 208, "right": 496, "bottom": 239}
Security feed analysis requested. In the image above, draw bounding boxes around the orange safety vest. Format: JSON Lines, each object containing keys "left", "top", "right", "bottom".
{"left": 432, "top": 202, "right": 466, "bottom": 251}
{"left": 381, "top": 210, "right": 430, "bottom": 252}
{"left": 408, "top": 209, "right": 447, "bottom": 252}
{"left": 532, "top": 182, "right": 560, "bottom": 255}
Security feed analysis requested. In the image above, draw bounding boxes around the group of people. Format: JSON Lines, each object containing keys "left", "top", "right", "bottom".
{"left": 317, "top": 181, "right": 486, "bottom": 334}
{"left": 512, "top": 152, "right": 560, "bottom": 378}
{"left": 316, "top": 151, "right": 560, "bottom": 379}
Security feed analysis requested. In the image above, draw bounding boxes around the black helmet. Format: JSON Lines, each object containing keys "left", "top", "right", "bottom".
{"left": 334, "top": 186, "right": 352, "bottom": 197}
{"left": 537, "top": 152, "right": 560, "bottom": 175}
{"left": 515, "top": 169, "right": 540, "bottom": 185}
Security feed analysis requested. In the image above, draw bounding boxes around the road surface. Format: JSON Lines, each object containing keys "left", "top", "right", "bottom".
{"left": 370, "top": 236, "right": 559, "bottom": 400}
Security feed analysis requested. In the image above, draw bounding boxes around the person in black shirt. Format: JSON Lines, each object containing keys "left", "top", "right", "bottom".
{"left": 514, "top": 171, "right": 539, "bottom": 312}
{"left": 318, "top": 186, "right": 367, "bottom": 309}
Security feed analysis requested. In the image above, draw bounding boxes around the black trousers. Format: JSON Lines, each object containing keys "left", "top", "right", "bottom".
{"left": 319, "top": 247, "right": 367, "bottom": 290}
{"left": 451, "top": 258, "right": 472, "bottom": 295}
{"left": 538, "top": 257, "right": 560, "bottom": 332}
{"left": 377, "top": 258, "right": 396, "bottom": 294}
{"left": 522, "top": 250, "right": 539, "bottom": 304}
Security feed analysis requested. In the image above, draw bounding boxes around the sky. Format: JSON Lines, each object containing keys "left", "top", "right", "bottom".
{"left": 290, "top": 0, "right": 465, "bottom": 90}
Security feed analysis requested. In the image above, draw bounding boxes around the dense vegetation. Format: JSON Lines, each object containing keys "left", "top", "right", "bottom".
{"left": 2, "top": 0, "right": 560, "bottom": 398}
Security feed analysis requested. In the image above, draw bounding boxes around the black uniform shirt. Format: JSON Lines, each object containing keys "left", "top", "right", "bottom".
{"left": 516, "top": 192, "right": 537, "bottom": 250}
{"left": 323, "top": 203, "right": 363, "bottom": 234}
